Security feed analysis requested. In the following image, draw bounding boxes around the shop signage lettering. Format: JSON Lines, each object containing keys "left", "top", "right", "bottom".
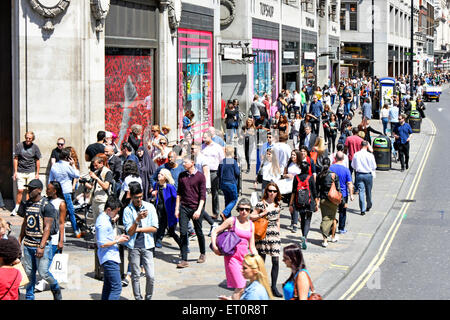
{"left": 283, "top": 51, "right": 295, "bottom": 59}
{"left": 260, "top": 2, "right": 274, "bottom": 17}
{"left": 187, "top": 64, "right": 205, "bottom": 76}
{"left": 306, "top": 17, "right": 315, "bottom": 28}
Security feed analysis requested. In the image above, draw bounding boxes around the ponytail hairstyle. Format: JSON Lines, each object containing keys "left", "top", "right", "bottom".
{"left": 243, "top": 254, "right": 274, "bottom": 299}
{"left": 49, "top": 181, "right": 64, "bottom": 200}
{"left": 318, "top": 157, "right": 331, "bottom": 180}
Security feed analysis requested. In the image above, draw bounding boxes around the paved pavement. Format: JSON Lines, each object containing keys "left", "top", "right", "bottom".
{"left": 1, "top": 90, "right": 443, "bottom": 300}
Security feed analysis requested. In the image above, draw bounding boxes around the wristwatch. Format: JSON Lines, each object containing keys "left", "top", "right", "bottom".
{"left": 39, "top": 244, "right": 45, "bottom": 249}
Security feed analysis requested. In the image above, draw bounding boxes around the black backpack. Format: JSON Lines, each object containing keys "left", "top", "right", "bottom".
{"left": 295, "top": 175, "right": 312, "bottom": 208}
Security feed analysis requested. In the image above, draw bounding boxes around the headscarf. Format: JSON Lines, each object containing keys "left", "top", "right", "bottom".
{"left": 137, "top": 146, "right": 157, "bottom": 201}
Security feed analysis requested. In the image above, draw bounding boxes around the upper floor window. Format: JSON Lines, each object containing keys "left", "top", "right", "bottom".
{"left": 340, "top": 2, "right": 358, "bottom": 31}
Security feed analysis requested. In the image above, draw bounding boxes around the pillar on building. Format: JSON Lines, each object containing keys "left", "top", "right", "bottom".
{"left": 14, "top": 0, "right": 105, "bottom": 177}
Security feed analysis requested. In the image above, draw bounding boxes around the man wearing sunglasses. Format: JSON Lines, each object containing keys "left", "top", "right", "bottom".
{"left": 17, "top": 179, "right": 62, "bottom": 300}
{"left": 50, "top": 137, "right": 66, "bottom": 166}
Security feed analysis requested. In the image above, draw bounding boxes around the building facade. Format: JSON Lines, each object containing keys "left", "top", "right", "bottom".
{"left": 339, "top": 0, "right": 426, "bottom": 79}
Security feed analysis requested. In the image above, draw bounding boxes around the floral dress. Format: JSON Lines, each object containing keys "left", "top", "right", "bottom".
{"left": 255, "top": 201, "right": 281, "bottom": 256}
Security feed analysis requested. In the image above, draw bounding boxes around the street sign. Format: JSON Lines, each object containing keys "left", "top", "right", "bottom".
{"left": 223, "top": 47, "right": 242, "bottom": 60}
{"left": 404, "top": 52, "right": 416, "bottom": 56}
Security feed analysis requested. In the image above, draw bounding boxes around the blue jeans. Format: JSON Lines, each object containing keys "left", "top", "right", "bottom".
{"left": 64, "top": 193, "right": 79, "bottom": 233}
{"left": 381, "top": 117, "right": 389, "bottom": 135}
{"left": 23, "top": 244, "right": 60, "bottom": 300}
{"left": 256, "top": 147, "right": 262, "bottom": 174}
{"left": 221, "top": 182, "right": 238, "bottom": 218}
{"left": 355, "top": 173, "right": 373, "bottom": 213}
{"left": 101, "top": 260, "right": 122, "bottom": 300}
{"left": 344, "top": 102, "right": 352, "bottom": 116}
{"left": 331, "top": 95, "right": 336, "bottom": 106}
{"left": 301, "top": 103, "right": 307, "bottom": 118}
{"left": 129, "top": 248, "right": 155, "bottom": 300}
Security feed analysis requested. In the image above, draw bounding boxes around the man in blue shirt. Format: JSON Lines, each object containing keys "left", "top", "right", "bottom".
{"left": 308, "top": 95, "right": 323, "bottom": 135}
{"left": 49, "top": 147, "right": 81, "bottom": 237}
{"left": 96, "top": 196, "right": 130, "bottom": 300}
{"left": 209, "top": 127, "right": 226, "bottom": 147}
{"left": 330, "top": 152, "right": 354, "bottom": 234}
{"left": 121, "top": 142, "right": 139, "bottom": 165}
{"left": 150, "top": 151, "right": 184, "bottom": 190}
{"left": 393, "top": 113, "right": 413, "bottom": 172}
{"left": 123, "top": 181, "right": 158, "bottom": 300}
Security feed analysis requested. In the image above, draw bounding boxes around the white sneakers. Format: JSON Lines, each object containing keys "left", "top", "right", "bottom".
{"left": 10, "top": 205, "right": 19, "bottom": 216}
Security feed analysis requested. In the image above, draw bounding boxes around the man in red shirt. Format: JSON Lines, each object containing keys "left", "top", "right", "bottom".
{"left": 344, "top": 127, "right": 364, "bottom": 176}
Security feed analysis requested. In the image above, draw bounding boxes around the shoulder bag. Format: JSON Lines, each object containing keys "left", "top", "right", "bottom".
{"left": 254, "top": 202, "right": 269, "bottom": 241}
{"left": 327, "top": 172, "right": 342, "bottom": 205}
{"left": 210, "top": 217, "right": 242, "bottom": 256}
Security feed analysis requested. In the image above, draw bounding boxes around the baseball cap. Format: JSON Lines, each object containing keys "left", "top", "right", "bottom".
{"left": 24, "top": 179, "right": 43, "bottom": 190}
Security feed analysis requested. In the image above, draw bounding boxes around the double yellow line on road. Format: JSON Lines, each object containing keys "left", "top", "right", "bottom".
{"left": 339, "top": 119, "right": 437, "bottom": 300}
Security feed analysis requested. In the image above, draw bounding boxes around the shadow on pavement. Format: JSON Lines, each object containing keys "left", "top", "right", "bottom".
{"left": 167, "top": 282, "right": 233, "bottom": 299}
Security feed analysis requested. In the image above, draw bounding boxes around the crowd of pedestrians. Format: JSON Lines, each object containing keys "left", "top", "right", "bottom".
{"left": 1, "top": 71, "right": 448, "bottom": 301}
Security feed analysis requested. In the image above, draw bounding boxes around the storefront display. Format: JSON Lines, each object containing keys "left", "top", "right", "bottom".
{"left": 252, "top": 38, "right": 279, "bottom": 103}
{"left": 178, "top": 28, "right": 213, "bottom": 140}
{"left": 301, "top": 42, "right": 317, "bottom": 87}
{"left": 105, "top": 48, "right": 154, "bottom": 149}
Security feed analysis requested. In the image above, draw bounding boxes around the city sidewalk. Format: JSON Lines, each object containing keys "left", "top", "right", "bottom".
{"left": 0, "top": 94, "right": 438, "bottom": 300}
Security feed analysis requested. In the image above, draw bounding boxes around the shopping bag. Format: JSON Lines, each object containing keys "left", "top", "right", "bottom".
{"left": 250, "top": 191, "right": 259, "bottom": 207}
{"left": 277, "top": 179, "right": 293, "bottom": 195}
{"left": 13, "top": 262, "right": 29, "bottom": 287}
{"left": 49, "top": 253, "right": 69, "bottom": 283}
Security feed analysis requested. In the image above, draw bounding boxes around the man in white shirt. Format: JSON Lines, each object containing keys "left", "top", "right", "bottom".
{"left": 271, "top": 133, "right": 292, "bottom": 171}
{"left": 201, "top": 132, "right": 225, "bottom": 218}
{"left": 351, "top": 140, "right": 377, "bottom": 216}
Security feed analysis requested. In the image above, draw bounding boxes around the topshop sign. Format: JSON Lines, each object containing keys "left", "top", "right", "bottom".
{"left": 260, "top": 2, "right": 274, "bottom": 17}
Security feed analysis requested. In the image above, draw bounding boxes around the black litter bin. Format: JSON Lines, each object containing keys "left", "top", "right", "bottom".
{"left": 409, "top": 111, "right": 421, "bottom": 133}
{"left": 373, "top": 136, "right": 391, "bottom": 171}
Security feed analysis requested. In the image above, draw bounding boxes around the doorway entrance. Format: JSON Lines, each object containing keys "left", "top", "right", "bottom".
{"left": 0, "top": 0, "right": 13, "bottom": 200}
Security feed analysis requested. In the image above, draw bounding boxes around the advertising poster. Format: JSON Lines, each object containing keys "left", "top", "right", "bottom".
{"left": 105, "top": 50, "right": 153, "bottom": 148}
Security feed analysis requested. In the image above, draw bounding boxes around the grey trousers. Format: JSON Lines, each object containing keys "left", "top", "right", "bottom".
{"left": 128, "top": 247, "right": 155, "bottom": 300}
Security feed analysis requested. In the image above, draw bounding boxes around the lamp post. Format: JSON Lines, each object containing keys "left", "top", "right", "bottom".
{"left": 410, "top": 0, "right": 414, "bottom": 97}
{"left": 371, "top": 0, "right": 374, "bottom": 104}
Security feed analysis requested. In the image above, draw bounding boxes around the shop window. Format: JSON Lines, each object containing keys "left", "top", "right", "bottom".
{"left": 105, "top": 48, "right": 154, "bottom": 149}
{"left": 178, "top": 29, "right": 214, "bottom": 140}
{"left": 340, "top": 4, "right": 346, "bottom": 30}
{"left": 253, "top": 38, "right": 279, "bottom": 103}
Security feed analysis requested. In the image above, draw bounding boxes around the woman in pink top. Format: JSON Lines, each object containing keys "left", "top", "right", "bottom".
{"left": 211, "top": 198, "right": 257, "bottom": 300}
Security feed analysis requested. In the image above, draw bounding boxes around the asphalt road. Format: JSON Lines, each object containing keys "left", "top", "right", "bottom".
{"left": 353, "top": 89, "right": 450, "bottom": 300}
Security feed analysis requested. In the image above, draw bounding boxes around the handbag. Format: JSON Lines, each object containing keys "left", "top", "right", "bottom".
{"left": 13, "top": 262, "right": 29, "bottom": 287}
{"left": 253, "top": 201, "right": 269, "bottom": 241}
{"left": 210, "top": 217, "right": 241, "bottom": 256}
{"left": 256, "top": 169, "right": 263, "bottom": 184}
{"left": 327, "top": 172, "right": 342, "bottom": 205}
{"left": 254, "top": 215, "right": 268, "bottom": 241}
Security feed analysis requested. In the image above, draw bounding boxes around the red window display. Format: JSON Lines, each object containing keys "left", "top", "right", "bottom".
{"left": 105, "top": 48, "right": 154, "bottom": 149}
{"left": 178, "top": 29, "right": 213, "bottom": 140}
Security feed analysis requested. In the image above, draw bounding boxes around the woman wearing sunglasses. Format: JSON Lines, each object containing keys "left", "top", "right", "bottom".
{"left": 152, "top": 137, "right": 170, "bottom": 167}
{"left": 250, "top": 182, "right": 283, "bottom": 298}
{"left": 211, "top": 198, "right": 257, "bottom": 300}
